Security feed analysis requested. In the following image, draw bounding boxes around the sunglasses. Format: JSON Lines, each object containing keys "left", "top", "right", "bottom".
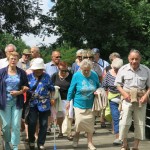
{"left": 24, "top": 54, "right": 30, "bottom": 57}
{"left": 83, "top": 56, "right": 94, "bottom": 59}
{"left": 60, "top": 69, "right": 68, "bottom": 73}
{"left": 77, "top": 56, "right": 82, "bottom": 58}
{"left": 55, "top": 56, "right": 62, "bottom": 58}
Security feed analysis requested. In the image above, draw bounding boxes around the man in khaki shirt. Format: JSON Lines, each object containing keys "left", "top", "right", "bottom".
{"left": 114, "top": 49, "right": 150, "bottom": 150}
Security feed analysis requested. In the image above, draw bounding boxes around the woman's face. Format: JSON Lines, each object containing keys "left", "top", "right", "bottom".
{"left": 59, "top": 65, "right": 68, "bottom": 76}
{"left": 8, "top": 55, "right": 18, "bottom": 67}
{"left": 33, "top": 69, "right": 43, "bottom": 77}
{"left": 81, "top": 66, "right": 91, "bottom": 77}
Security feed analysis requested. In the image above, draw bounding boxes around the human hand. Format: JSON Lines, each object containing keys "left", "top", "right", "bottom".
{"left": 123, "top": 92, "right": 130, "bottom": 102}
{"left": 66, "top": 101, "right": 70, "bottom": 110}
{"left": 50, "top": 99, "right": 55, "bottom": 106}
{"left": 22, "top": 86, "right": 29, "bottom": 93}
{"left": 10, "top": 90, "right": 21, "bottom": 96}
{"left": 139, "top": 95, "right": 148, "bottom": 104}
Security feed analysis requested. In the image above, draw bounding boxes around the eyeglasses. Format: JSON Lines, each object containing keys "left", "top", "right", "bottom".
{"left": 77, "top": 56, "right": 82, "bottom": 58}
{"left": 60, "top": 69, "right": 68, "bottom": 73}
{"left": 24, "top": 54, "right": 30, "bottom": 57}
{"left": 55, "top": 56, "right": 61, "bottom": 58}
{"left": 83, "top": 56, "right": 94, "bottom": 59}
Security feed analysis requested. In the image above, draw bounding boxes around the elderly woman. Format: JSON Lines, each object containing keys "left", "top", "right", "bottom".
{"left": 82, "top": 49, "right": 102, "bottom": 82}
{"left": 51, "top": 61, "right": 73, "bottom": 140}
{"left": 66, "top": 59, "right": 100, "bottom": 150}
{"left": 71, "top": 49, "right": 84, "bottom": 74}
{"left": 0, "top": 52, "right": 28, "bottom": 150}
{"left": 102, "top": 58, "right": 123, "bottom": 145}
{"left": 27, "top": 58, "right": 54, "bottom": 150}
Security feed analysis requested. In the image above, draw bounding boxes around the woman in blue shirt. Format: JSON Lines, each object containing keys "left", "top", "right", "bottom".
{"left": 27, "top": 58, "right": 54, "bottom": 150}
{"left": 0, "top": 52, "right": 28, "bottom": 150}
{"left": 66, "top": 59, "right": 100, "bottom": 150}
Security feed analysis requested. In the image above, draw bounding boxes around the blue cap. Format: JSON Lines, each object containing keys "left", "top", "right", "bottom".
{"left": 91, "top": 48, "right": 100, "bottom": 54}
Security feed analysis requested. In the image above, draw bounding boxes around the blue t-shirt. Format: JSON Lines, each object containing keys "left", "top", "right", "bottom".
{"left": 67, "top": 70, "right": 100, "bottom": 109}
{"left": 5, "top": 74, "right": 20, "bottom": 101}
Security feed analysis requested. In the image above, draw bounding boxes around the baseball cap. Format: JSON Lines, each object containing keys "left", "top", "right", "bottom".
{"left": 22, "top": 49, "right": 31, "bottom": 55}
{"left": 91, "top": 48, "right": 100, "bottom": 54}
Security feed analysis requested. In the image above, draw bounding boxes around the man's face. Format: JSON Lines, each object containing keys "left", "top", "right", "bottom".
{"left": 6, "top": 46, "right": 15, "bottom": 58}
{"left": 31, "top": 48, "right": 38, "bottom": 58}
{"left": 93, "top": 53, "right": 100, "bottom": 61}
{"left": 22, "top": 54, "right": 31, "bottom": 62}
{"left": 128, "top": 52, "right": 141, "bottom": 70}
{"left": 51, "top": 52, "right": 61, "bottom": 65}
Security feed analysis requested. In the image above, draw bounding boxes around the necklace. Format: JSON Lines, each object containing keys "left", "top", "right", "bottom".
{"left": 59, "top": 77, "right": 65, "bottom": 81}
{"left": 58, "top": 72, "right": 69, "bottom": 81}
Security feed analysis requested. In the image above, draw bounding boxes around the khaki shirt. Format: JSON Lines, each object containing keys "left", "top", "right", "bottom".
{"left": 114, "top": 63, "right": 150, "bottom": 90}
{"left": 17, "top": 58, "right": 30, "bottom": 71}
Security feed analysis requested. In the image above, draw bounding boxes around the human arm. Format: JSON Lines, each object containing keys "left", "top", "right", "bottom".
{"left": 139, "top": 88, "right": 150, "bottom": 104}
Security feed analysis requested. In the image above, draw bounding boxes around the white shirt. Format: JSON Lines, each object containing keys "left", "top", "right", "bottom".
{"left": 0, "top": 58, "right": 8, "bottom": 69}
{"left": 97, "top": 58, "right": 109, "bottom": 73}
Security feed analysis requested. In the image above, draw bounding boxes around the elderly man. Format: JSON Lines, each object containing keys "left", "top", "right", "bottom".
{"left": 114, "top": 49, "right": 150, "bottom": 150}
{"left": 0, "top": 44, "right": 16, "bottom": 69}
{"left": 91, "top": 48, "right": 109, "bottom": 73}
{"left": 45, "top": 51, "right": 61, "bottom": 77}
{"left": 17, "top": 49, "right": 31, "bottom": 71}
{"left": 30, "top": 46, "right": 40, "bottom": 59}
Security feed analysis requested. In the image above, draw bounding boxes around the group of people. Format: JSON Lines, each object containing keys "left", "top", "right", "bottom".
{"left": 0, "top": 44, "right": 149, "bottom": 150}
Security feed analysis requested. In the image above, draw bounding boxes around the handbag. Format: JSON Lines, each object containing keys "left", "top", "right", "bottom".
{"left": 62, "top": 110, "right": 71, "bottom": 134}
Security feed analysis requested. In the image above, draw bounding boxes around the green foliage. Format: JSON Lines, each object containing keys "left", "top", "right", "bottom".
{"left": 0, "top": 33, "right": 29, "bottom": 57}
{"left": 0, "top": 0, "right": 43, "bottom": 36}
{"left": 45, "top": 0, "right": 150, "bottom": 66}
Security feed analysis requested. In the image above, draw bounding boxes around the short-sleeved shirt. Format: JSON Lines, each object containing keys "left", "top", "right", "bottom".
{"left": 97, "top": 58, "right": 109, "bottom": 73}
{"left": 45, "top": 61, "right": 59, "bottom": 78}
{"left": 17, "top": 58, "right": 30, "bottom": 71}
{"left": 114, "top": 63, "right": 150, "bottom": 90}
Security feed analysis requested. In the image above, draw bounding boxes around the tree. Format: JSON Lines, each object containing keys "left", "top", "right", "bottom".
{"left": 45, "top": 0, "right": 150, "bottom": 66}
{"left": 0, "top": 33, "right": 29, "bottom": 57}
{"left": 0, "top": 0, "right": 43, "bottom": 36}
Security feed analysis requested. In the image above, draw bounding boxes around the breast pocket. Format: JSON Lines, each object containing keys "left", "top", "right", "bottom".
{"left": 124, "top": 76, "right": 133, "bottom": 86}
{"left": 137, "top": 77, "right": 147, "bottom": 88}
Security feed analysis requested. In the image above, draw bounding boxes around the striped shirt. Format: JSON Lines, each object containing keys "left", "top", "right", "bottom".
{"left": 102, "top": 71, "right": 118, "bottom": 93}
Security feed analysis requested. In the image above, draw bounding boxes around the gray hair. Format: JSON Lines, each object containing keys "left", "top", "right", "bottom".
{"left": 5, "top": 44, "right": 16, "bottom": 52}
{"left": 111, "top": 58, "right": 123, "bottom": 69}
{"left": 76, "top": 49, "right": 84, "bottom": 56}
{"left": 109, "top": 52, "right": 120, "bottom": 62}
{"left": 129, "top": 49, "right": 141, "bottom": 56}
{"left": 80, "top": 59, "right": 93, "bottom": 69}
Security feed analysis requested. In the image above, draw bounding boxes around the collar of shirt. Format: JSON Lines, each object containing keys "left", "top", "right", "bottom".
{"left": 50, "top": 61, "right": 57, "bottom": 66}
{"left": 127, "top": 63, "right": 141, "bottom": 71}
{"left": 19, "top": 58, "right": 29, "bottom": 64}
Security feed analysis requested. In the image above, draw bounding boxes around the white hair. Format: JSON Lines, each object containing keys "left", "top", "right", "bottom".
{"left": 76, "top": 49, "right": 84, "bottom": 56}
{"left": 111, "top": 58, "right": 123, "bottom": 69}
{"left": 5, "top": 44, "right": 16, "bottom": 52}
{"left": 80, "top": 59, "right": 93, "bottom": 69}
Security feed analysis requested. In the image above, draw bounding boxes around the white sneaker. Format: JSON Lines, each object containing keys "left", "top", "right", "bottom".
{"left": 113, "top": 139, "right": 122, "bottom": 145}
{"left": 88, "top": 143, "right": 96, "bottom": 150}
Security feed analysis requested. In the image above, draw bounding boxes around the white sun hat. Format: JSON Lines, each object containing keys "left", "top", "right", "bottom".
{"left": 30, "top": 58, "right": 45, "bottom": 70}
